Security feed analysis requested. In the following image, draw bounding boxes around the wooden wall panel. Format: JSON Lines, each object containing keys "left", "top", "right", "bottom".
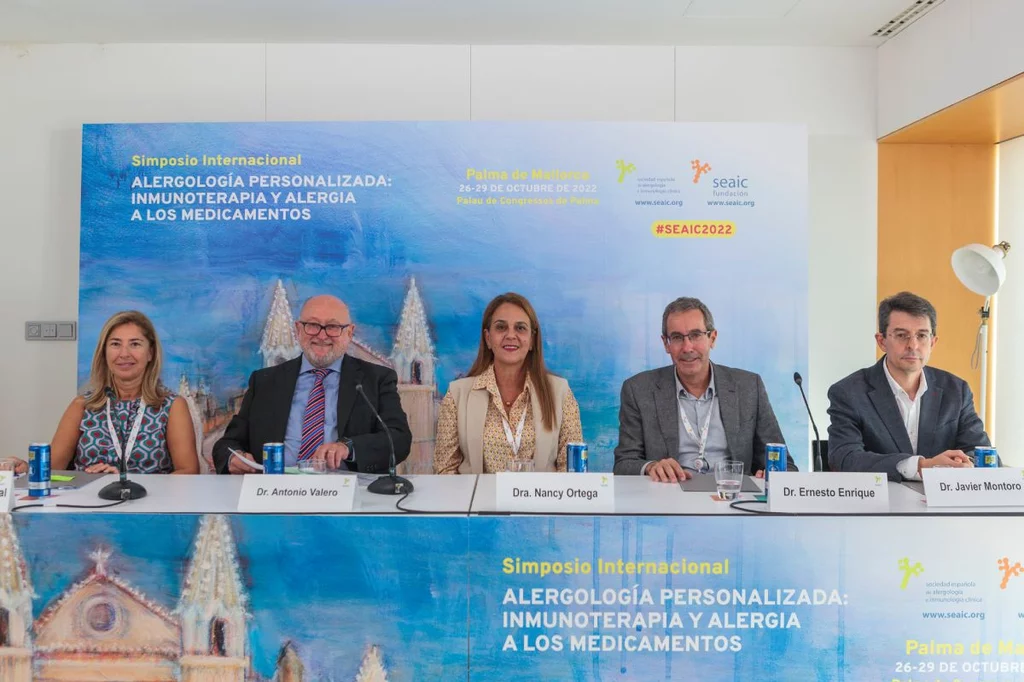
{"left": 877, "top": 144, "right": 996, "bottom": 425}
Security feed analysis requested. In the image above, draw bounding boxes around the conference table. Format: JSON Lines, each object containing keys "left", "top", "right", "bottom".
{"left": 13, "top": 471, "right": 1014, "bottom": 514}
{"left": 7, "top": 473, "right": 1023, "bottom": 682}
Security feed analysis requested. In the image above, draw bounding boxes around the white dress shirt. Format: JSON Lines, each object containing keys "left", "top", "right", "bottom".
{"left": 882, "top": 360, "right": 928, "bottom": 481}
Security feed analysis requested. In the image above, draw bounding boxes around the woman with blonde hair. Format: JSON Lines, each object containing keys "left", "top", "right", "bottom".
{"left": 434, "top": 293, "right": 583, "bottom": 474}
{"left": 48, "top": 310, "right": 199, "bottom": 474}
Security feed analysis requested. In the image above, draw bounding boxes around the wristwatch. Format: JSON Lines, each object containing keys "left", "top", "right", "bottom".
{"left": 341, "top": 437, "right": 355, "bottom": 463}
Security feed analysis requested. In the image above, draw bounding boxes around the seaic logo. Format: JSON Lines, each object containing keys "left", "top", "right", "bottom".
{"left": 690, "top": 159, "right": 711, "bottom": 184}
{"left": 898, "top": 557, "right": 924, "bottom": 590}
{"left": 998, "top": 557, "right": 1023, "bottom": 589}
{"left": 615, "top": 160, "right": 636, "bottom": 183}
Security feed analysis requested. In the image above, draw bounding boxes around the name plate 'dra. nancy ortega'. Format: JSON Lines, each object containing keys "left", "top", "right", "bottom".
{"left": 237, "top": 474, "right": 357, "bottom": 513}
{"left": 496, "top": 473, "right": 615, "bottom": 513}
{"left": 923, "top": 467, "right": 1024, "bottom": 507}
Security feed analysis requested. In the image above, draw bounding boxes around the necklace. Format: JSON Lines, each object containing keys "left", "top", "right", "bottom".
{"left": 497, "top": 375, "right": 524, "bottom": 408}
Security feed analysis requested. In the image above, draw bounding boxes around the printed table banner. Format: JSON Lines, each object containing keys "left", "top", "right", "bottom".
{"left": 6, "top": 513, "right": 468, "bottom": 681}
{"left": 5, "top": 513, "right": 1023, "bottom": 680}
{"left": 468, "top": 515, "right": 1024, "bottom": 681}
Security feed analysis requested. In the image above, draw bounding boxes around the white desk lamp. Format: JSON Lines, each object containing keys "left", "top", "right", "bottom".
{"left": 951, "top": 241, "right": 1011, "bottom": 424}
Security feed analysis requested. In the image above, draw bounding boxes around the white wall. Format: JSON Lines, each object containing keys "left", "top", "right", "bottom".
{"left": 878, "top": 0, "right": 1024, "bottom": 137}
{"left": 994, "top": 136, "right": 1024, "bottom": 465}
{"left": 0, "top": 43, "right": 877, "bottom": 461}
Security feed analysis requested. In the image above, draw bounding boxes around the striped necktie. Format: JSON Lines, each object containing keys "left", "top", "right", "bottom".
{"left": 298, "top": 368, "right": 331, "bottom": 461}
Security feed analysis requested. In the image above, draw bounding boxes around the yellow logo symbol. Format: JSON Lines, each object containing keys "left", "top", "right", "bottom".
{"left": 998, "top": 557, "right": 1022, "bottom": 589}
{"left": 875, "top": 475, "right": 883, "bottom": 485}
{"left": 601, "top": 476, "right": 609, "bottom": 486}
{"left": 898, "top": 557, "right": 924, "bottom": 589}
{"left": 615, "top": 160, "right": 636, "bottom": 183}
{"left": 691, "top": 159, "right": 711, "bottom": 184}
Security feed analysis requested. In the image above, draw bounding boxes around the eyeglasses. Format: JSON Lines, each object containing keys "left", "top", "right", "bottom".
{"left": 665, "top": 330, "right": 713, "bottom": 346}
{"left": 887, "top": 331, "right": 933, "bottom": 345}
{"left": 299, "top": 321, "right": 352, "bottom": 337}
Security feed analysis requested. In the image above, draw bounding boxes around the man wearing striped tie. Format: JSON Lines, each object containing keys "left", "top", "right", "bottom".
{"left": 213, "top": 294, "right": 412, "bottom": 474}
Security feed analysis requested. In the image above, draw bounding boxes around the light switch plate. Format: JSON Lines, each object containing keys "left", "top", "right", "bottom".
{"left": 26, "top": 321, "right": 76, "bottom": 341}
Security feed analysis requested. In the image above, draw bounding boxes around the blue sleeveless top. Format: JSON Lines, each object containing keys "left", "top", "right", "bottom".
{"left": 76, "top": 389, "right": 176, "bottom": 474}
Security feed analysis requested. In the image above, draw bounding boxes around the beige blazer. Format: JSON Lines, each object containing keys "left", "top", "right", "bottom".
{"left": 447, "top": 373, "right": 571, "bottom": 474}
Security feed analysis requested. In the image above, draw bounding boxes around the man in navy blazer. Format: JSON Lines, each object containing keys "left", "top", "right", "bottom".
{"left": 827, "top": 291, "right": 990, "bottom": 481}
{"left": 213, "top": 294, "right": 411, "bottom": 474}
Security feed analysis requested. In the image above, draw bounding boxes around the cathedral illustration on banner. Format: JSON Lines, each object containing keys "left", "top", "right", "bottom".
{"left": 0, "top": 514, "right": 391, "bottom": 681}
{"left": 180, "top": 278, "right": 439, "bottom": 475}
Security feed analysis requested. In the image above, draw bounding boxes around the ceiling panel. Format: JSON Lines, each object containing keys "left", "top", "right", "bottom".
{"left": 684, "top": 0, "right": 801, "bottom": 19}
{"left": 0, "top": 0, "right": 925, "bottom": 46}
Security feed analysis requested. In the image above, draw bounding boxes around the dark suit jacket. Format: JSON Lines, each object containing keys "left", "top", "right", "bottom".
{"left": 613, "top": 363, "right": 796, "bottom": 476}
{"left": 213, "top": 355, "right": 412, "bottom": 474}
{"left": 826, "top": 357, "right": 990, "bottom": 481}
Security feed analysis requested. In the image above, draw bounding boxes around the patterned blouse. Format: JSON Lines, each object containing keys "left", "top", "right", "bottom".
{"left": 434, "top": 366, "right": 583, "bottom": 474}
{"left": 76, "top": 389, "right": 177, "bottom": 473}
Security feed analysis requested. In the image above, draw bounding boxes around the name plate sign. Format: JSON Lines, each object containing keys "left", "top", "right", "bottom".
{"left": 237, "top": 474, "right": 356, "bottom": 513}
{"left": 768, "top": 472, "right": 889, "bottom": 513}
{"left": 0, "top": 472, "right": 12, "bottom": 512}
{"left": 923, "top": 467, "right": 1024, "bottom": 507}
{"left": 496, "top": 473, "right": 614, "bottom": 513}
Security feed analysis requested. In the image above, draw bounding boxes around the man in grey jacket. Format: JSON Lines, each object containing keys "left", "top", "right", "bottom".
{"left": 827, "top": 291, "right": 989, "bottom": 481}
{"left": 614, "top": 297, "right": 796, "bottom": 482}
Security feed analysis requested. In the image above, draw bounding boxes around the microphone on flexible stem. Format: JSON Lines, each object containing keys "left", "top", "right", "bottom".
{"left": 98, "top": 452, "right": 147, "bottom": 501}
{"left": 356, "top": 383, "right": 414, "bottom": 496}
{"left": 793, "top": 372, "right": 823, "bottom": 473}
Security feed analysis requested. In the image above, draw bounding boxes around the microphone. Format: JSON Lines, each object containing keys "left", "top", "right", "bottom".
{"left": 793, "top": 372, "right": 823, "bottom": 472}
{"left": 356, "top": 383, "right": 414, "bottom": 496}
{"left": 98, "top": 448, "right": 147, "bottom": 501}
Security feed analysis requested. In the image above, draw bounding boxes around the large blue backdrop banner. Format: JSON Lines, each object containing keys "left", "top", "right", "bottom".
{"left": 79, "top": 122, "right": 809, "bottom": 473}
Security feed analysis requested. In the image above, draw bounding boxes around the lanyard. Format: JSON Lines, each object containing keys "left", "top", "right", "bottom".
{"left": 678, "top": 394, "right": 716, "bottom": 460}
{"left": 105, "top": 398, "right": 146, "bottom": 465}
{"left": 501, "top": 408, "right": 528, "bottom": 457}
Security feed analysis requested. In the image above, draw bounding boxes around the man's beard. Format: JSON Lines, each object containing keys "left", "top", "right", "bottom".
{"left": 303, "top": 345, "right": 344, "bottom": 368}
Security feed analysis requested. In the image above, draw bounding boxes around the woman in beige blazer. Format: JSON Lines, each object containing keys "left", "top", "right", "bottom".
{"left": 433, "top": 293, "right": 583, "bottom": 474}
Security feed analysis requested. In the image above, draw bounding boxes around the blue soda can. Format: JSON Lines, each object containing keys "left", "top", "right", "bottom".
{"left": 974, "top": 446, "right": 998, "bottom": 468}
{"left": 567, "top": 442, "right": 589, "bottom": 473}
{"left": 764, "top": 443, "right": 787, "bottom": 494}
{"left": 28, "top": 442, "right": 52, "bottom": 497}
{"left": 263, "top": 442, "right": 285, "bottom": 474}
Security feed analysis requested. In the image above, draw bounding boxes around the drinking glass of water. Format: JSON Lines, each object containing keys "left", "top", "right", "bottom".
{"left": 714, "top": 460, "right": 744, "bottom": 500}
{"left": 297, "top": 457, "right": 327, "bottom": 474}
{"left": 508, "top": 458, "right": 535, "bottom": 473}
